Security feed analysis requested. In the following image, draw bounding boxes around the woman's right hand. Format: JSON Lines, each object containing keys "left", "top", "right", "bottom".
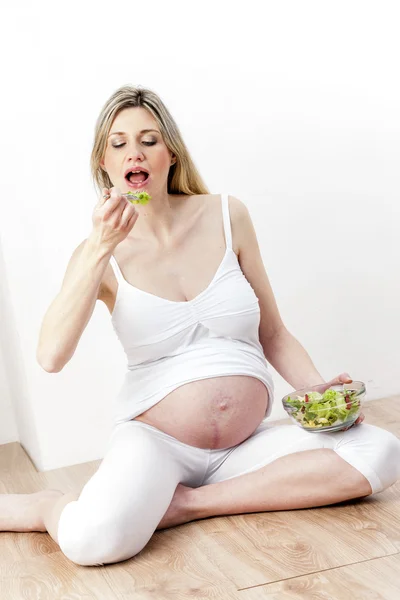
{"left": 90, "top": 187, "right": 139, "bottom": 251}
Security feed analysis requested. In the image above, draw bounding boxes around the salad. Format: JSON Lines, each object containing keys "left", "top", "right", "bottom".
{"left": 123, "top": 190, "right": 151, "bottom": 205}
{"left": 285, "top": 388, "right": 361, "bottom": 429}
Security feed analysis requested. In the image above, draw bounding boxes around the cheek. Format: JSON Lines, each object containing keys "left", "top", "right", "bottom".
{"left": 154, "top": 149, "right": 173, "bottom": 171}
{"left": 102, "top": 149, "right": 115, "bottom": 170}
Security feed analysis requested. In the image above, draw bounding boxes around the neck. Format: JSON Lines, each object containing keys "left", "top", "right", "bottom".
{"left": 133, "top": 190, "right": 185, "bottom": 241}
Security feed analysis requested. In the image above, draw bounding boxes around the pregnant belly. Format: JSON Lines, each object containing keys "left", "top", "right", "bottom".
{"left": 133, "top": 375, "right": 269, "bottom": 449}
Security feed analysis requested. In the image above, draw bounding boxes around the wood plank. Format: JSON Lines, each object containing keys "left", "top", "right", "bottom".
{"left": 0, "top": 531, "right": 60, "bottom": 565}
{"left": 99, "top": 528, "right": 242, "bottom": 599}
{"left": 237, "top": 552, "right": 400, "bottom": 599}
{"left": 0, "top": 397, "right": 399, "bottom": 599}
{"left": 0, "top": 541, "right": 243, "bottom": 600}
{"left": 362, "top": 395, "right": 400, "bottom": 436}
{"left": 0, "top": 442, "right": 43, "bottom": 493}
{"left": 0, "top": 551, "right": 117, "bottom": 600}
{"left": 41, "top": 459, "right": 100, "bottom": 494}
{"left": 0, "top": 444, "right": 100, "bottom": 563}
{"left": 166, "top": 496, "right": 399, "bottom": 589}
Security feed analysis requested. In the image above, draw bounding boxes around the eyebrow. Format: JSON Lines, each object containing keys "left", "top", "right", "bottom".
{"left": 108, "top": 129, "right": 160, "bottom": 138}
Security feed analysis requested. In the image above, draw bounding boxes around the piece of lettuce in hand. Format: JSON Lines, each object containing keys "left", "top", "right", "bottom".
{"left": 124, "top": 191, "right": 151, "bottom": 205}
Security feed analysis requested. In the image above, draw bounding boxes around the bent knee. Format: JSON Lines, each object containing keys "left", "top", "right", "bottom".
{"left": 340, "top": 424, "right": 400, "bottom": 494}
{"left": 57, "top": 501, "right": 147, "bottom": 566}
{"left": 372, "top": 426, "right": 400, "bottom": 492}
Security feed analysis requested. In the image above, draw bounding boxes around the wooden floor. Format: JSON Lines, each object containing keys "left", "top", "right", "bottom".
{"left": 1, "top": 396, "right": 399, "bottom": 599}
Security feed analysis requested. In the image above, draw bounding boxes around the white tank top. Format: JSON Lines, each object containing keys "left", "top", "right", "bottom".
{"left": 109, "top": 193, "right": 274, "bottom": 424}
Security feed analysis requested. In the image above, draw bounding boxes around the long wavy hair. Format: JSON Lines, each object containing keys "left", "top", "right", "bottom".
{"left": 90, "top": 85, "right": 209, "bottom": 197}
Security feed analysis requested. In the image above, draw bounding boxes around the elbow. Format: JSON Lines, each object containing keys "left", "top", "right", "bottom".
{"left": 44, "top": 363, "right": 63, "bottom": 374}
{"left": 36, "top": 349, "right": 64, "bottom": 373}
{"left": 260, "top": 322, "right": 287, "bottom": 345}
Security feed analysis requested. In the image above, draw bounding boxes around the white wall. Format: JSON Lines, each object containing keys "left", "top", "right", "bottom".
{"left": 0, "top": 256, "right": 19, "bottom": 444}
{"left": 0, "top": 235, "right": 45, "bottom": 458}
{"left": 1, "top": 1, "right": 399, "bottom": 470}
{"left": 0, "top": 356, "right": 18, "bottom": 445}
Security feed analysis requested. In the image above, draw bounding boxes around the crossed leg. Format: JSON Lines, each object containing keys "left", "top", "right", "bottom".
{"left": 158, "top": 422, "right": 400, "bottom": 529}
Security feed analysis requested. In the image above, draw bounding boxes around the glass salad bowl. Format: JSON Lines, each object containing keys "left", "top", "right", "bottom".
{"left": 282, "top": 381, "right": 366, "bottom": 433}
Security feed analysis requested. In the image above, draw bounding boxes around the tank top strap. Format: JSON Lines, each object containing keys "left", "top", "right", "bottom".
{"left": 109, "top": 255, "right": 125, "bottom": 284}
{"left": 221, "top": 193, "right": 232, "bottom": 250}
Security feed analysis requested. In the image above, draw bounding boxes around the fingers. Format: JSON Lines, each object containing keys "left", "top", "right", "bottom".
{"left": 125, "top": 210, "right": 139, "bottom": 230}
{"left": 329, "top": 373, "right": 353, "bottom": 387}
{"left": 102, "top": 188, "right": 125, "bottom": 220}
{"left": 317, "top": 382, "right": 334, "bottom": 394}
{"left": 341, "top": 413, "right": 365, "bottom": 431}
{"left": 99, "top": 186, "right": 121, "bottom": 208}
{"left": 99, "top": 187, "right": 111, "bottom": 206}
{"left": 120, "top": 200, "right": 138, "bottom": 229}
{"left": 341, "top": 424, "right": 354, "bottom": 432}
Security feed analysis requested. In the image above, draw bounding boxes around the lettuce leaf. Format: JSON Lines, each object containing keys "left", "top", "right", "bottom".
{"left": 124, "top": 191, "right": 151, "bottom": 205}
{"left": 285, "top": 387, "right": 360, "bottom": 430}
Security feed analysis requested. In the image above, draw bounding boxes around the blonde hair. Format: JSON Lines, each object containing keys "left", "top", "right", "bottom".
{"left": 90, "top": 85, "right": 209, "bottom": 197}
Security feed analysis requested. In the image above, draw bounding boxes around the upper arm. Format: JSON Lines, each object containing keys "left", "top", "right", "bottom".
{"left": 229, "top": 195, "right": 285, "bottom": 342}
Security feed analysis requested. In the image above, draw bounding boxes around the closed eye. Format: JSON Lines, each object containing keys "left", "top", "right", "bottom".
{"left": 112, "top": 141, "right": 156, "bottom": 148}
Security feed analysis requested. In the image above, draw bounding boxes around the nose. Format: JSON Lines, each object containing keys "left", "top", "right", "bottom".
{"left": 127, "top": 142, "right": 145, "bottom": 162}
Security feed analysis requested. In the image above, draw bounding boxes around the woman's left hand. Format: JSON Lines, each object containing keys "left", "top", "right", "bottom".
{"left": 326, "top": 372, "right": 365, "bottom": 430}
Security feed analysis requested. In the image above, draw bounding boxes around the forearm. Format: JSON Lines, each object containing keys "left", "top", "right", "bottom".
{"left": 262, "top": 327, "right": 325, "bottom": 390}
{"left": 37, "top": 235, "right": 112, "bottom": 372}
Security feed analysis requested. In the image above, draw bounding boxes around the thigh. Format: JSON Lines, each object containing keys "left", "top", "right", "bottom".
{"left": 203, "top": 421, "right": 400, "bottom": 493}
{"left": 57, "top": 421, "right": 188, "bottom": 564}
{"left": 203, "top": 421, "right": 335, "bottom": 485}
{"left": 79, "top": 421, "right": 183, "bottom": 513}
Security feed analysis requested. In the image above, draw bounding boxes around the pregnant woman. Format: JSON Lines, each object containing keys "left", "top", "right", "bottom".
{"left": 1, "top": 85, "right": 399, "bottom": 566}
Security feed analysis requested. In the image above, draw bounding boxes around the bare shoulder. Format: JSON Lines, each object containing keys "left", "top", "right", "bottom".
{"left": 197, "top": 192, "right": 246, "bottom": 215}
{"left": 227, "top": 194, "right": 251, "bottom": 256}
{"left": 226, "top": 194, "right": 249, "bottom": 221}
{"left": 197, "top": 193, "right": 249, "bottom": 255}
{"left": 190, "top": 192, "right": 220, "bottom": 206}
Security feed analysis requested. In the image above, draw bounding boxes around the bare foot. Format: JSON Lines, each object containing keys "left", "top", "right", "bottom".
{"left": 157, "top": 484, "right": 196, "bottom": 530}
{"left": 0, "top": 490, "right": 63, "bottom": 532}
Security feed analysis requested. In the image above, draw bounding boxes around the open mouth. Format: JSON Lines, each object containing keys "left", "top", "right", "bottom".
{"left": 125, "top": 170, "right": 150, "bottom": 185}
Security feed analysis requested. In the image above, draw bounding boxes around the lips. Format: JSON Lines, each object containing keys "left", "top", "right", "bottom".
{"left": 125, "top": 177, "right": 151, "bottom": 190}
{"left": 124, "top": 166, "right": 150, "bottom": 179}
